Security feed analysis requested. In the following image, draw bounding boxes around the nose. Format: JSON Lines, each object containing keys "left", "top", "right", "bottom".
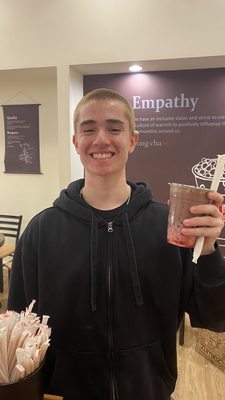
{"left": 92, "top": 129, "right": 110, "bottom": 146}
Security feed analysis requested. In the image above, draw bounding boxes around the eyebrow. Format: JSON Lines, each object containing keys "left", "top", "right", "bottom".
{"left": 80, "top": 119, "right": 96, "bottom": 127}
{"left": 106, "top": 119, "right": 125, "bottom": 125}
{"left": 79, "top": 118, "right": 125, "bottom": 127}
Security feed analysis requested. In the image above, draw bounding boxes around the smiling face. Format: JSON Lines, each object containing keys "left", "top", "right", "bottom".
{"left": 73, "top": 98, "right": 138, "bottom": 180}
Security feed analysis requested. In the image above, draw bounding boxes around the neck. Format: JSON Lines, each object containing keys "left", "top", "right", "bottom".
{"left": 80, "top": 175, "right": 131, "bottom": 210}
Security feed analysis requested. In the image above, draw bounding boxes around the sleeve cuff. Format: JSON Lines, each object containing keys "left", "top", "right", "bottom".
{"left": 195, "top": 246, "right": 225, "bottom": 283}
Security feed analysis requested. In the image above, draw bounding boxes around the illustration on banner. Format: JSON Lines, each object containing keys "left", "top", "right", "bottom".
{"left": 192, "top": 157, "right": 225, "bottom": 248}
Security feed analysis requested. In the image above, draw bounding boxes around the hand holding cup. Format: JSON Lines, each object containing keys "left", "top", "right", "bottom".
{"left": 167, "top": 183, "right": 224, "bottom": 250}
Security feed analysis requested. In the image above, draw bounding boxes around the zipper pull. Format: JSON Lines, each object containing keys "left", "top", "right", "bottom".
{"left": 107, "top": 221, "right": 113, "bottom": 232}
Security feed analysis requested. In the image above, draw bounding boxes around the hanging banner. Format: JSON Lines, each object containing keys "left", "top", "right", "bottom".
{"left": 83, "top": 68, "right": 225, "bottom": 255}
{"left": 2, "top": 104, "right": 41, "bottom": 174}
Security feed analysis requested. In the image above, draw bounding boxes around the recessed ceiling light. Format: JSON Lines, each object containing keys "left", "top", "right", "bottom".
{"left": 129, "top": 64, "right": 143, "bottom": 72}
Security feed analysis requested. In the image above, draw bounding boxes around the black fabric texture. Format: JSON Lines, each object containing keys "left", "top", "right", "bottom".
{"left": 8, "top": 179, "right": 225, "bottom": 400}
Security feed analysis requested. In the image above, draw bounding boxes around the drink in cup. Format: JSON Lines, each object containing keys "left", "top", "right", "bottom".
{"left": 167, "top": 183, "right": 211, "bottom": 248}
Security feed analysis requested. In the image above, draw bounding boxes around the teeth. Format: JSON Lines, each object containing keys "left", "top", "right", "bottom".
{"left": 93, "top": 153, "right": 112, "bottom": 159}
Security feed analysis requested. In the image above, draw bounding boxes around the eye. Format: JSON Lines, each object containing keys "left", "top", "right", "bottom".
{"left": 82, "top": 129, "right": 95, "bottom": 135}
{"left": 109, "top": 128, "right": 121, "bottom": 134}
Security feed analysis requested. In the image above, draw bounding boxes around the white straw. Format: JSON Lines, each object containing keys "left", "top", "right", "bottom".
{"left": 0, "top": 327, "right": 9, "bottom": 383}
{"left": 0, "top": 300, "right": 51, "bottom": 384}
{"left": 10, "top": 364, "right": 25, "bottom": 383}
{"left": 192, "top": 154, "right": 225, "bottom": 263}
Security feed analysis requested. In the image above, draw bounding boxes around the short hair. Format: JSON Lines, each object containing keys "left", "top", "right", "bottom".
{"left": 73, "top": 88, "right": 136, "bottom": 134}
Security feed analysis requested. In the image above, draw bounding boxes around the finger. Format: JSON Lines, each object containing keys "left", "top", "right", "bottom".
{"left": 189, "top": 203, "right": 223, "bottom": 217}
{"left": 207, "top": 191, "right": 224, "bottom": 208}
{"left": 182, "top": 225, "right": 223, "bottom": 239}
{"left": 183, "top": 214, "right": 224, "bottom": 228}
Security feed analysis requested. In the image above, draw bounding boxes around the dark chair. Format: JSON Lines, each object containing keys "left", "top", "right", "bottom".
{"left": 0, "top": 214, "right": 23, "bottom": 286}
{"left": 0, "top": 214, "right": 22, "bottom": 244}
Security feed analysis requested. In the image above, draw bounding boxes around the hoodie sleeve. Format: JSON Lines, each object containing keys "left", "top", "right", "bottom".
{"left": 7, "top": 237, "right": 27, "bottom": 312}
{"left": 7, "top": 226, "right": 39, "bottom": 313}
{"left": 188, "top": 246, "right": 225, "bottom": 332}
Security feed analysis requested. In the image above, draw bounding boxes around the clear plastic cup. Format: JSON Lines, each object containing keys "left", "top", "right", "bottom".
{"left": 167, "top": 183, "right": 211, "bottom": 248}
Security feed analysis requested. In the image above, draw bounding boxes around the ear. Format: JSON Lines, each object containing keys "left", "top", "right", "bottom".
{"left": 128, "top": 131, "right": 138, "bottom": 154}
{"left": 73, "top": 133, "right": 80, "bottom": 154}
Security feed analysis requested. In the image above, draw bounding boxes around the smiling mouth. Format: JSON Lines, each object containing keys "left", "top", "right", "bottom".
{"left": 92, "top": 152, "right": 114, "bottom": 159}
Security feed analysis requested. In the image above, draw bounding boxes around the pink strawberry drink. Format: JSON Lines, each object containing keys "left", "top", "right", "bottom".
{"left": 167, "top": 183, "right": 211, "bottom": 248}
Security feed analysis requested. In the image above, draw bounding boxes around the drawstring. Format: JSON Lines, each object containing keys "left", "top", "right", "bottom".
{"left": 122, "top": 212, "right": 144, "bottom": 306}
{"left": 90, "top": 213, "right": 98, "bottom": 311}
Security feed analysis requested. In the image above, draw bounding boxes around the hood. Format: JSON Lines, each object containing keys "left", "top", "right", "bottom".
{"left": 53, "top": 178, "right": 152, "bottom": 224}
{"left": 53, "top": 179, "right": 153, "bottom": 311}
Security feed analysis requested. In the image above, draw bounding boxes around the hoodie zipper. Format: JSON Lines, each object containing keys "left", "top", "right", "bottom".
{"left": 108, "top": 221, "right": 113, "bottom": 233}
{"left": 107, "top": 221, "right": 118, "bottom": 400}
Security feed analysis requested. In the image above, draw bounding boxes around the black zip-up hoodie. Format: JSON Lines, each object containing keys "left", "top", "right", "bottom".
{"left": 8, "top": 179, "right": 225, "bottom": 400}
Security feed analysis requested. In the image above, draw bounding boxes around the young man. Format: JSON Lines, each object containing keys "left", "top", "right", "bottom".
{"left": 8, "top": 88, "right": 225, "bottom": 400}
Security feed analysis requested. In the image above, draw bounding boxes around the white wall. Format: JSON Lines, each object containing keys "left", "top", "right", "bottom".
{"left": 0, "top": 68, "right": 60, "bottom": 230}
{"left": 69, "top": 67, "right": 84, "bottom": 182}
{"left": 1, "top": 0, "right": 225, "bottom": 70}
{"left": 1, "top": 0, "right": 225, "bottom": 232}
